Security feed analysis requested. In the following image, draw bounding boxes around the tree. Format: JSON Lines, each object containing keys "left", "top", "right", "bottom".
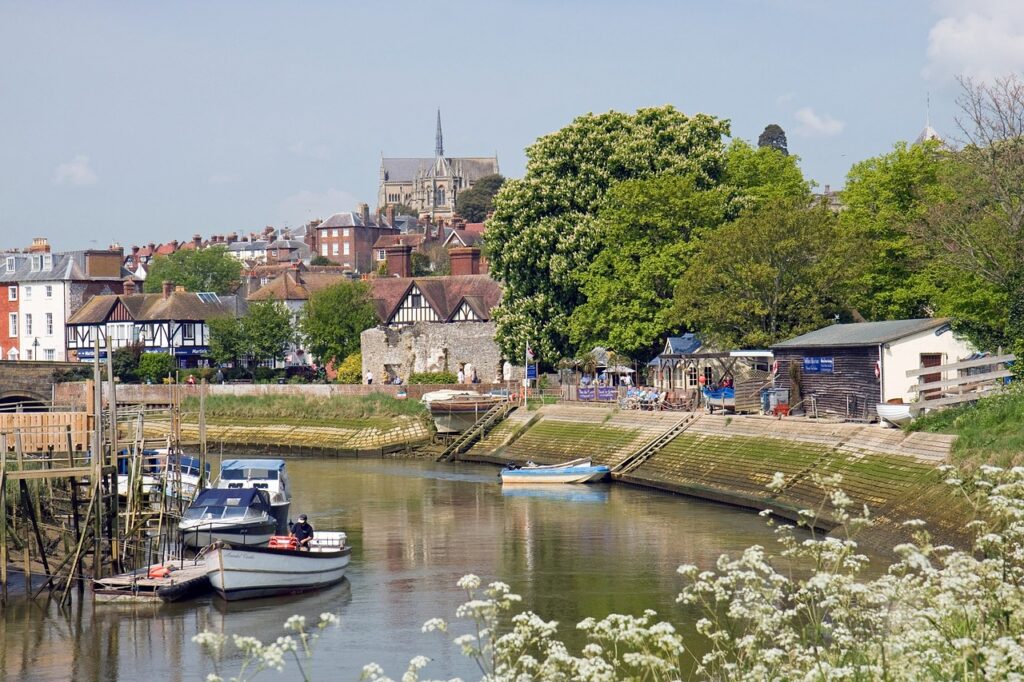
{"left": 757, "top": 124, "right": 789, "bottom": 155}
{"left": 486, "top": 105, "right": 731, "bottom": 361}
{"left": 243, "top": 301, "right": 294, "bottom": 365}
{"left": 672, "top": 200, "right": 854, "bottom": 348}
{"left": 410, "top": 251, "right": 433, "bottom": 276}
{"left": 723, "top": 139, "right": 810, "bottom": 207}
{"left": 299, "top": 281, "right": 378, "bottom": 366}
{"left": 207, "top": 316, "right": 245, "bottom": 366}
{"left": 456, "top": 174, "right": 505, "bottom": 222}
{"left": 922, "top": 75, "right": 1024, "bottom": 349}
{"left": 310, "top": 255, "right": 336, "bottom": 266}
{"left": 335, "top": 352, "right": 362, "bottom": 384}
{"left": 392, "top": 203, "right": 418, "bottom": 217}
{"left": 111, "top": 342, "right": 143, "bottom": 382}
{"left": 143, "top": 245, "right": 242, "bottom": 294}
{"left": 568, "top": 175, "right": 732, "bottom": 360}
{"left": 138, "top": 353, "right": 175, "bottom": 383}
{"left": 839, "top": 140, "right": 947, "bottom": 321}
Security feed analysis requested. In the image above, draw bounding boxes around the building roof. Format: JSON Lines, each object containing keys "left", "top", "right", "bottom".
{"left": 442, "top": 228, "right": 483, "bottom": 247}
{"left": 319, "top": 212, "right": 389, "bottom": 229}
{"left": 370, "top": 274, "right": 502, "bottom": 323}
{"left": 381, "top": 157, "right": 499, "bottom": 184}
{"left": 67, "top": 291, "right": 241, "bottom": 324}
{"left": 0, "top": 251, "right": 128, "bottom": 283}
{"left": 772, "top": 318, "right": 951, "bottom": 349}
{"left": 246, "top": 270, "right": 351, "bottom": 302}
{"left": 372, "top": 234, "right": 427, "bottom": 250}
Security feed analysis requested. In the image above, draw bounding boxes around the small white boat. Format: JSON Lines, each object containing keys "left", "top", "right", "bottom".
{"left": 426, "top": 392, "right": 502, "bottom": 434}
{"left": 500, "top": 457, "right": 611, "bottom": 484}
{"left": 205, "top": 531, "right": 351, "bottom": 601}
{"left": 179, "top": 487, "right": 279, "bottom": 549}
{"left": 217, "top": 459, "right": 292, "bottom": 534}
{"left": 876, "top": 402, "right": 914, "bottom": 426}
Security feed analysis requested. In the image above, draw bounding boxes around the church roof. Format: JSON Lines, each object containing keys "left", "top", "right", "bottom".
{"left": 381, "top": 157, "right": 499, "bottom": 183}
{"left": 915, "top": 125, "right": 943, "bottom": 145}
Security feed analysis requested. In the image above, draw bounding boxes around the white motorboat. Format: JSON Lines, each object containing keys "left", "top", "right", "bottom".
{"left": 117, "top": 450, "right": 211, "bottom": 504}
{"left": 876, "top": 402, "right": 914, "bottom": 427}
{"left": 217, "top": 459, "right": 292, "bottom": 534}
{"left": 500, "top": 457, "right": 611, "bottom": 484}
{"left": 178, "top": 487, "right": 279, "bottom": 549}
{"left": 205, "top": 531, "right": 351, "bottom": 601}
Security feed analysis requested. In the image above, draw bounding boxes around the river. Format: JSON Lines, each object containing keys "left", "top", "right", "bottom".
{"left": 1, "top": 457, "right": 822, "bottom": 681}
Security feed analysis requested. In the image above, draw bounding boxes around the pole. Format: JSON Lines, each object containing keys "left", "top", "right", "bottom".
{"left": 105, "top": 336, "right": 120, "bottom": 572}
{"left": 92, "top": 336, "right": 104, "bottom": 580}
{"left": 199, "top": 379, "right": 207, "bottom": 492}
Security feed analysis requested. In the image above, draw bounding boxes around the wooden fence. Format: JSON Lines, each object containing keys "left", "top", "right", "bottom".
{"left": 908, "top": 353, "right": 1016, "bottom": 411}
{"left": 0, "top": 412, "right": 92, "bottom": 453}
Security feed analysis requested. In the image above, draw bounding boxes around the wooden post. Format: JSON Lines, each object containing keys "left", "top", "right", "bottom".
{"left": 92, "top": 337, "right": 104, "bottom": 580}
{"left": 199, "top": 379, "right": 207, "bottom": 491}
{"left": 104, "top": 336, "right": 120, "bottom": 571}
{"left": 1, "top": 435, "right": 7, "bottom": 603}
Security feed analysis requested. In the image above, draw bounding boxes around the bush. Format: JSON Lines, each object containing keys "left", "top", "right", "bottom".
{"left": 251, "top": 366, "right": 282, "bottom": 384}
{"left": 138, "top": 353, "right": 175, "bottom": 383}
{"left": 52, "top": 367, "right": 92, "bottom": 383}
{"left": 335, "top": 352, "right": 362, "bottom": 384}
{"left": 111, "top": 342, "right": 143, "bottom": 382}
{"left": 408, "top": 371, "right": 458, "bottom": 384}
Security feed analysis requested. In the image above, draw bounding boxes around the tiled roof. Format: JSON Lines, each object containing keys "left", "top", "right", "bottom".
{"left": 370, "top": 274, "right": 502, "bottom": 323}
{"left": 442, "top": 228, "right": 482, "bottom": 247}
{"left": 772, "top": 318, "right": 951, "bottom": 348}
{"left": 246, "top": 270, "right": 352, "bottom": 302}
{"left": 372, "top": 234, "right": 427, "bottom": 249}
{"left": 68, "top": 291, "right": 242, "bottom": 324}
{"left": 319, "top": 212, "right": 386, "bottom": 228}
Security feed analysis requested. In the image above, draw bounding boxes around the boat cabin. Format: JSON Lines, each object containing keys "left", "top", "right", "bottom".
{"left": 217, "top": 459, "right": 289, "bottom": 498}
{"left": 182, "top": 487, "right": 272, "bottom": 524}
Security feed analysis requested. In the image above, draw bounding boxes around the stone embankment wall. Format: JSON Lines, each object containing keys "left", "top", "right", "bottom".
{"left": 463, "top": 405, "right": 968, "bottom": 551}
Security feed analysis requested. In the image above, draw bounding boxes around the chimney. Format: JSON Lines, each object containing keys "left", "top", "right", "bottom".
{"left": 449, "top": 246, "right": 481, "bottom": 276}
{"left": 170, "top": 240, "right": 179, "bottom": 250}
{"left": 385, "top": 243, "right": 413, "bottom": 278}
{"left": 454, "top": 218, "right": 466, "bottom": 231}
{"left": 193, "top": 234, "right": 202, "bottom": 248}
{"left": 824, "top": 184, "right": 831, "bottom": 194}
{"left": 162, "top": 280, "right": 173, "bottom": 299}
{"left": 148, "top": 242, "right": 156, "bottom": 251}
{"left": 386, "top": 205, "right": 395, "bottom": 226}
{"left": 358, "top": 202, "right": 370, "bottom": 225}
{"left": 123, "top": 278, "right": 137, "bottom": 295}
{"left": 28, "top": 237, "right": 51, "bottom": 254}
{"left": 131, "top": 245, "right": 140, "bottom": 255}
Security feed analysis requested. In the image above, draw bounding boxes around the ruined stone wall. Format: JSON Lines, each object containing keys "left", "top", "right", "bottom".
{"left": 360, "top": 321, "right": 503, "bottom": 382}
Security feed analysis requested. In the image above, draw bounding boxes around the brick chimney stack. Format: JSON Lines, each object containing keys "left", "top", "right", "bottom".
{"left": 28, "top": 237, "right": 51, "bottom": 253}
{"left": 358, "top": 202, "right": 370, "bottom": 225}
{"left": 386, "top": 205, "right": 395, "bottom": 226}
{"left": 193, "top": 234, "right": 202, "bottom": 248}
{"left": 449, "top": 246, "right": 482, "bottom": 276}
{"left": 385, "top": 243, "right": 413, "bottom": 278}
{"left": 162, "top": 280, "right": 174, "bottom": 299}
{"left": 123, "top": 278, "right": 137, "bottom": 295}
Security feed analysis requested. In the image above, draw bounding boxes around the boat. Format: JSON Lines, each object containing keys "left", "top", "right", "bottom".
{"left": 876, "top": 402, "right": 914, "bottom": 427}
{"left": 500, "top": 457, "right": 611, "bottom": 484}
{"left": 205, "top": 531, "right": 351, "bottom": 601}
{"left": 216, "top": 459, "right": 292, "bottom": 534}
{"left": 116, "top": 450, "right": 211, "bottom": 504}
{"left": 702, "top": 386, "right": 735, "bottom": 412}
{"left": 178, "top": 487, "right": 279, "bottom": 549}
{"left": 425, "top": 391, "right": 502, "bottom": 434}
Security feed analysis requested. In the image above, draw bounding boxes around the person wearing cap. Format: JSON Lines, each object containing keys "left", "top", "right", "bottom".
{"left": 291, "top": 514, "right": 314, "bottom": 550}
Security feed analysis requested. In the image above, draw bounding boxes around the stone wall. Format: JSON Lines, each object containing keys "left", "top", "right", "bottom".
{"left": 360, "top": 321, "right": 504, "bottom": 383}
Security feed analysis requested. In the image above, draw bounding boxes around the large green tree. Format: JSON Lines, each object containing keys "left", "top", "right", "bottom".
{"left": 455, "top": 174, "right": 505, "bottom": 222}
{"left": 207, "top": 316, "right": 245, "bottom": 366}
{"left": 243, "top": 301, "right": 294, "bottom": 365}
{"left": 672, "top": 200, "right": 854, "bottom": 348}
{"left": 143, "top": 245, "right": 242, "bottom": 294}
{"left": 299, "top": 281, "right": 378, "bottom": 366}
{"left": 485, "top": 105, "right": 730, "bottom": 361}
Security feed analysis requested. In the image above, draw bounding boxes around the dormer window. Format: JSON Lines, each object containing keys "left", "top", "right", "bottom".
{"left": 5, "top": 257, "right": 13, "bottom": 271}
{"left": 42, "top": 254, "right": 53, "bottom": 270}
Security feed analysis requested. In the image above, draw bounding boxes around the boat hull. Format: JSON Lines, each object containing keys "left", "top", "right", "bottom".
{"left": 876, "top": 403, "right": 914, "bottom": 426}
{"left": 179, "top": 519, "right": 278, "bottom": 549}
{"left": 429, "top": 398, "right": 501, "bottom": 434}
{"left": 500, "top": 465, "right": 611, "bottom": 484}
{"left": 206, "top": 542, "right": 351, "bottom": 601}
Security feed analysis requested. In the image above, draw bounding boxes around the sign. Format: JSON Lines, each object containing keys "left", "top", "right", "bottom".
{"left": 577, "top": 387, "right": 595, "bottom": 401}
{"left": 597, "top": 386, "right": 617, "bottom": 401}
{"left": 526, "top": 364, "right": 538, "bottom": 379}
{"left": 174, "top": 346, "right": 209, "bottom": 357}
{"left": 802, "top": 356, "right": 834, "bottom": 374}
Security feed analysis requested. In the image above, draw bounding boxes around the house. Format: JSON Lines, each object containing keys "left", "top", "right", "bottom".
{"left": 0, "top": 239, "right": 128, "bottom": 361}
{"left": 771, "top": 318, "right": 976, "bottom": 420}
{"left": 371, "top": 233, "right": 429, "bottom": 270}
{"left": 360, "top": 244, "right": 504, "bottom": 382}
{"left": 314, "top": 205, "right": 396, "bottom": 273}
{"left": 0, "top": 252, "right": 29, "bottom": 361}
{"left": 66, "top": 280, "right": 245, "bottom": 366}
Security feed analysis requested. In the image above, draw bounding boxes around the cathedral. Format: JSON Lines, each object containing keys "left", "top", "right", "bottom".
{"left": 378, "top": 111, "right": 499, "bottom": 221}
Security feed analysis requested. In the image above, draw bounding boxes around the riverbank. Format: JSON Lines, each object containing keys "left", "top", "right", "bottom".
{"left": 459, "top": 404, "right": 969, "bottom": 552}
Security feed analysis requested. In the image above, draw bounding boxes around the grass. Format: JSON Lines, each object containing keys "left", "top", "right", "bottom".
{"left": 180, "top": 393, "right": 428, "bottom": 429}
{"left": 908, "top": 385, "right": 1024, "bottom": 470}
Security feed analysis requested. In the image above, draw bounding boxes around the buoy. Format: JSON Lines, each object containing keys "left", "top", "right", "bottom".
{"left": 148, "top": 565, "right": 171, "bottom": 579}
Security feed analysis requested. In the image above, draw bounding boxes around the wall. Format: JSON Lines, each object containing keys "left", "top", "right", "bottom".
{"left": 773, "top": 346, "right": 880, "bottom": 418}
{"left": 360, "top": 320, "right": 503, "bottom": 383}
{"left": 0, "top": 283, "right": 18, "bottom": 360}
{"left": 883, "top": 326, "right": 976, "bottom": 402}
{"left": 19, "top": 281, "right": 66, "bottom": 361}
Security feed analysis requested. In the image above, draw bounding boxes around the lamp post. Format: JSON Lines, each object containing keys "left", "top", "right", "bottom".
{"left": 32, "top": 337, "right": 39, "bottom": 361}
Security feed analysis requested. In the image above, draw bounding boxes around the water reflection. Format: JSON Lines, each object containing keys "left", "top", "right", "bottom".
{"left": 1, "top": 457, "right": 851, "bottom": 680}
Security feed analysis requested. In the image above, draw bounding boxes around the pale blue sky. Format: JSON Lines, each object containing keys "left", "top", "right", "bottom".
{"left": 1, "top": 1, "right": 1020, "bottom": 250}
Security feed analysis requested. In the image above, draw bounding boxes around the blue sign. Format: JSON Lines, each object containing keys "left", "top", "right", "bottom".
{"left": 597, "top": 386, "right": 617, "bottom": 401}
{"left": 803, "top": 356, "right": 834, "bottom": 374}
{"left": 577, "top": 387, "right": 595, "bottom": 401}
{"left": 526, "top": 364, "right": 538, "bottom": 379}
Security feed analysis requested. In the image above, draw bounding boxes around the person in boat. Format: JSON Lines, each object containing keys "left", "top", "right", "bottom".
{"left": 291, "top": 514, "right": 314, "bottom": 550}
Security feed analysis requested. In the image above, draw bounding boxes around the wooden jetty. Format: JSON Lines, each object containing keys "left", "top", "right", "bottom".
{"left": 93, "top": 557, "right": 212, "bottom": 603}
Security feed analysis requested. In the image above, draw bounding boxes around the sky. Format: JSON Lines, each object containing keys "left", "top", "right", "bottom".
{"left": 1, "top": 0, "right": 1023, "bottom": 251}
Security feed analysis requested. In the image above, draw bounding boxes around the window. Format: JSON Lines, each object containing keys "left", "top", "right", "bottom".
{"left": 332, "top": 243, "right": 339, "bottom": 256}
{"left": 343, "top": 242, "right": 350, "bottom": 256}
{"left": 45, "top": 285, "right": 53, "bottom": 298}
{"left": 44, "top": 349, "right": 55, "bottom": 361}
{"left": 377, "top": 249, "right": 386, "bottom": 261}
{"left": 321, "top": 244, "right": 328, "bottom": 256}
{"left": 8, "top": 313, "right": 16, "bottom": 337}
{"left": 183, "top": 324, "right": 195, "bottom": 341}
{"left": 687, "top": 366, "right": 697, "bottom": 387}
{"left": 342, "top": 228, "right": 350, "bottom": 237}
{"left": 260, "top": 277, "right": 270, "bottom": 286}
{"left": 7, "top": 286, "right": 15, "bottom": 301}
{"left": 410, "top": 294, "right": 422, "bottom": 308}
{"left": 332, "top": 229, "right": 338, "bottom": 237}
{"left": 45, "top": 313, "right": 53, "bottom": 336}
{"left": 24, "top": 313, "right": 32, "bottom": 336}
{"left": 5, "top": 257, "right": 13, "bottom": 271}
{"left": 24, "top": 286, "right": 31, "bottom": 299}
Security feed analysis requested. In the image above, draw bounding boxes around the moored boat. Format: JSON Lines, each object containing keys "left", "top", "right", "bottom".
{"left": 500, "top": 457, "right": 611, "bottom": 484}
{"left": 178, "top": 487, "right": 278, "bottom": 549}
{"left": 216, "top": 459, "right": 292, "bottom": 534}
{"left": 205, "top": 531, "right": 351, "bottom": 601}
{"left": 876, "top": 402, "right": 914, "bottom": 427}
{"left": 425, "top": 392, "right": 502, "bottom": 434}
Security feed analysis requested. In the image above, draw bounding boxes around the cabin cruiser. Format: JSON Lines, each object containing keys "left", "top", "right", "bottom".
{"left": 178, "top": 487, "right": 278, "bottom": 548}
{"left": 117, "top": 449, "right": 210, "bottom": 504}
{"left": 216, "top": 459, "right": 292, "bottom": 533}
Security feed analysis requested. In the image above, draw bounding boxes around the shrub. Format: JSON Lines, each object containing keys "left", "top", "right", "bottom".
{"left": 408, "top": 371, "right": 457, "bottom": 385}
{"left": 52, "top": 367, "right": 91, "bottom": 383}
{"left": 138, "top": 353, "right": 175, "bottom": 383}
{"left": 335, "top": 352, "right": 362, "bottom": 384}
{"left": 251, "top": 366, "right": 282, "bottom": 384}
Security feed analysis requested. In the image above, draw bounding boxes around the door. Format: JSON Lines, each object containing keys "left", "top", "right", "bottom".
{"left": 920, "top": 353, "right": 943, "bottom": 399}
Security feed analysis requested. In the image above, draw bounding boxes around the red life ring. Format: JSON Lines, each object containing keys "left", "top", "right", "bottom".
{"left": 771, "top": 360, "right": 779, "bottom": 375}
{"left": 874, "top": 361, "right": 881, "bottom": 379}
{"left": 698, "top": 375, "right": 707, "bottom": 385}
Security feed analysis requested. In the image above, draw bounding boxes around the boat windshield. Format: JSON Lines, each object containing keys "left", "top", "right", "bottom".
{"left": 183, "top": 505, "right": 225, "bottom": 521}
{"left": 221, "top": 469, "right": 278, "bottom": 481}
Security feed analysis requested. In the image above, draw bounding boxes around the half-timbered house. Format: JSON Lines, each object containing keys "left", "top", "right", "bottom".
{"left": 66, "top": 280, "right": 245, "bottom": 366}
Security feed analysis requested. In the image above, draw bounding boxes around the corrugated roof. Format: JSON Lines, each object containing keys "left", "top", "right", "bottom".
{"left": 772, "top": 318, "right": 950, "bottom": 348}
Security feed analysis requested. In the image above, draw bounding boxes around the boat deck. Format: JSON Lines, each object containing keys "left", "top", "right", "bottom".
{"left": 92, "top": 559, "right": 211, "bottom": 603}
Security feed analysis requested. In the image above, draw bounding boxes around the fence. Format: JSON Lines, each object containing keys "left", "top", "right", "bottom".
{"left": 908, "top": 353, "right": 1016, "bottom": 411}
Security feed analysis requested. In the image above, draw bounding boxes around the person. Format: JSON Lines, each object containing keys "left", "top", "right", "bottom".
{"left": 366, "top": 370, "right": 374, "bottom": 385}
{"left": 291, "top": 514, "right": 314, "bottom": 550}
{"left": 186, "top": 374, "right": 196, "bottom": 386}
{"left": 457, "top": 367, "right": 466, "bottom": 384}
{"left": 215, "top": 368, "right": 225, "bottom": 384}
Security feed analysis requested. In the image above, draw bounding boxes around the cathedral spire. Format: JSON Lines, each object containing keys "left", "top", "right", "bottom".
{"left": 435, "top": 108, "right": 444, "bottom": 157}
